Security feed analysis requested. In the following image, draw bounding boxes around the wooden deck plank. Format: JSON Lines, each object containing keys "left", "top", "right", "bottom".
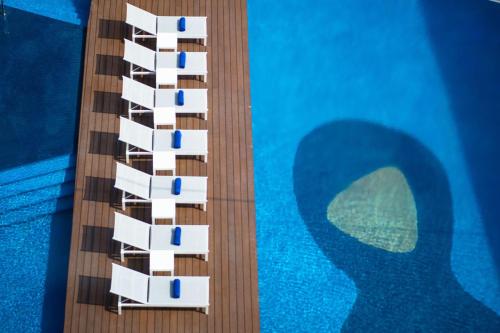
{"left": 64, "top": 0, "right": 259, "bottom": 331}
{"left": 64, "top": 0, "right": 99, "bottom": 331}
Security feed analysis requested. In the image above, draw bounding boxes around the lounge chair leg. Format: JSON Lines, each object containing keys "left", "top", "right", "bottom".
{"left": 203, "top": 203, "right": 207, "bottom": 211}
{"left": 205, "top": 253, "right": 208, "bottom": 262}
{"left": 118, "top": 296, "right": 122, "bottom": 315}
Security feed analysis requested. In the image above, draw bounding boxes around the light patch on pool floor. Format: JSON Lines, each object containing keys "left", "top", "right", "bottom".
{"left": 327, "top": 167, "right": 417, "bottom": 253}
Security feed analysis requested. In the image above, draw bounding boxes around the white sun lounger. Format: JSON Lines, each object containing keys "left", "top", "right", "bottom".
{"left": 114, "top": 162, "right": 208, "bottom": 210}
{"left": 113, "top": 212, "right": 209, "bottom": 261}
{"left": 121, "top": 76, "right": 208, "bottom": 124}
{"left": 157, "top": 16, "right": 207, "bottom": 45}
{"left": 110, "top": 263, "right": 210, "bottom": 314}
{"left": 124, "top": 39, "right": 207, "bottom": 87}
{"left": 126, "top": 3, "right": 207, "bottom": 48}
{"left": 119, "top": 117, "right": 208, "bottom": 173}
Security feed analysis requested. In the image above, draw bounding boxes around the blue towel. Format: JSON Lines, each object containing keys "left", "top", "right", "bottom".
{"left": 173, "top": 130, "right": 182, "bottom": 148}
{"left": 174, "top": 177, "right": 182, "bottom": 195}
{"left": 179, "top": 51, "right": 186, "bottom": 69}
{"left": 177, "top": 90, "right": 185, "bottom": 106}
{"left": 172, "top": 279, "right": 181, "bottom": 298}
{"left": 178, "top": 17, "right": 186, "bottom": 32}
{"left": 173, "top": 227, "right": 182, "bottom": 245}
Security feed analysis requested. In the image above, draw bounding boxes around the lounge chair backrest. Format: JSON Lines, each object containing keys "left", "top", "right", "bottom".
{"left": 126, "top": 3, "right": 157, "bottom": 35}
{"left": 110, "top": 263, "right": 149, "bottom": 304}
{"left": 124, "top": 39, "right": 156, "bottom": 72}
{"left": 119, "top": 116, "right": 154, "bottom": 152}
{"left": 113, "top": 212, "right": 151, "bottom": 251}
{"left": 122, "top": 76, "right": 155, "bottom": 110}
{"left": 115, "top": 162, "right": 151, "bottom": 199}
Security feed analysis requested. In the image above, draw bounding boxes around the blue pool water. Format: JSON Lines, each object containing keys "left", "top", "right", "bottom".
{"left": 0, "top": 4, "right": 84, "bottom": 332}
{"left": 1, "top": 0, "right": 500, "bottom": 332}
{"left": 4, "top": 0, "right": 89, "bottom": 26}
{"left": 248, "top": 0, "right": 500, "bottom": 331}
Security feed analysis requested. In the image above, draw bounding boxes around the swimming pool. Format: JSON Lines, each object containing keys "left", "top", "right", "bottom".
{"left": 248, "top": 0, "right": 500, "bottom": 331}
{"left": 0, "top": 4, "right": 86, "bottom": 332}
{"left": 1, "top": 0, "right": 500, "bottom": 332}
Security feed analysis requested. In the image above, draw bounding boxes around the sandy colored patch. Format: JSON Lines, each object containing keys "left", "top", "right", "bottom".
{"left": 327, "top": 167, "right": 417, "bottom": 252}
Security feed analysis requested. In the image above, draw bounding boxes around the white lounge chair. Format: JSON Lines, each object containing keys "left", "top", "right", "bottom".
{"left": 126, "top": 3, "right": 207, "bottom": 48}
{"left": 113, "top": 212, "right": 209, "bottom": 261}
{"left": 110, "top": 263, "right": 210, "bottom": 314}
{"left": 119, "top": 117, "right": 208, "bottom": 173}
{"left": 124, "top": 39, "right": 207, "bottom": 87}
{"left": 114, "top": 162, "right": 208, "bottom": 211}
{"left": 121, "top": 76, "right": 208, "bottom": 124}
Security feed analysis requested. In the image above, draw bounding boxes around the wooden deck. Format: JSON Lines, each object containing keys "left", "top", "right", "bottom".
{"left": 63, "top": 0, "right": 259, "bottom": 332}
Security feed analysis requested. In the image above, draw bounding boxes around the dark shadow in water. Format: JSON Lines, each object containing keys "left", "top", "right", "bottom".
{"left": 69, "top": 0, "right": 91, "bottom": 26}
{"left": 420, "top": 0, "right": 500, "bottom": 274}
{"left": 293, "top": 120, "right": 500, "bottom": 332}
{"left": 0, "top": 6, "right": 88, "bottom": 333}
{"left": 0, "top": 7, "right": 83, "bottom": 172}
{"left": 41, "top": 165, "right": 76, "bottom": 333}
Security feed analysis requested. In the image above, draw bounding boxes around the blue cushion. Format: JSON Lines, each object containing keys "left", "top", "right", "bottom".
{"left": 173, "top": 130, "right": 182, "bottom": 148}
{"left": 178, "top": 17, "right": 186, "bottom": 32}
{"left": 173, "top": 227, "right": 182, "bottom": 245}
{"left": 179, "top": 51, "right": 186, "bottom": 69}
{"left": 172, "top": 279, "right": 181, "bottom": 298}
{"left": 177, "top": 90, "right": 184, "bottom": 106}
{"left": 174, "top": 177, "right": 182, "bottom": 195}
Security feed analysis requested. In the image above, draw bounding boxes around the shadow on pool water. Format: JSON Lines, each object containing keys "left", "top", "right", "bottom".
{"left": 70, "top": 0, "right": 91, "bottom": 25}
{"left": 0, "top": 6, "right": 83, "bottom": 172}
{"left": 420, "top": 0, "right": 500, "bottom": 274}
{"left": 293, "top": 120, "right": 500, "bottom": 331}
{"left": 0, "top": 6, "right": 84, "bottom": 332}
{"left": 41, "top": 190, "right": 73, "bottom": 333}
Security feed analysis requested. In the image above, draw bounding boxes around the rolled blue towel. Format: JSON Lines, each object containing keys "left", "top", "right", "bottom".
{"left": 174, "top": 177, "right": 182, "bottom": 195}
{"left": 178, "top": 17, "right": 186, "bottom": 32}
{"left": 173, "top": 130, "right": 182, "bottom": 148}
{"left": 179, "top": 51, "right": 186, "bottom": 69}
{"left": 173, "top": 227, "right": 182, "bottom": 245}
{"left": 172, "top": 279, "right": 181, "bottom": 298}
{"left": 177, "top": 90, "right": 185, "bottom": 106}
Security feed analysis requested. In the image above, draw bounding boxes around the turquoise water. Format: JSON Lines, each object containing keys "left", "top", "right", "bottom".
{"left": 248, "top": 0, "right": 500, "bottom": 331}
